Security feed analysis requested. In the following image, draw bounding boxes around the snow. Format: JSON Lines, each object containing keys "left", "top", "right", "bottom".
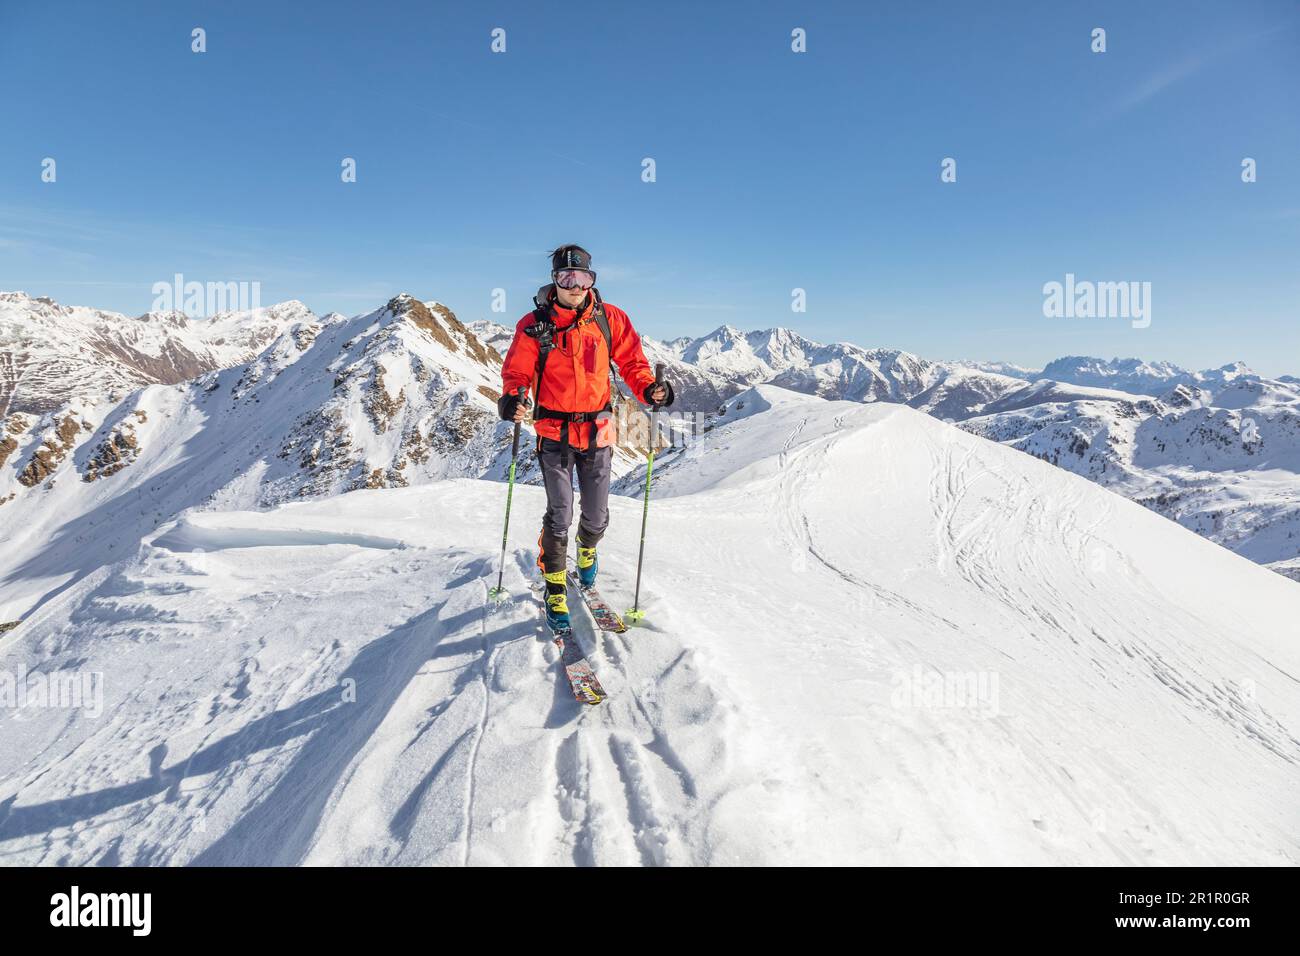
{"left": 0, "top": 291, "right": 312, "bottom": 416}
{"left": 2, "top": 388, "right": 1296, "bottom": 865}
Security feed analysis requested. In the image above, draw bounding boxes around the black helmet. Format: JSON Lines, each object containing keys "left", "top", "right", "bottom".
{"left": 550, "top": 244, "right": 593, "bottom": 274}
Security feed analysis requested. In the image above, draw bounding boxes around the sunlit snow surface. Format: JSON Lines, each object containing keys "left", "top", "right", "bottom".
{"left": 1, "top": 389, "right": 1297, "bottom": 865}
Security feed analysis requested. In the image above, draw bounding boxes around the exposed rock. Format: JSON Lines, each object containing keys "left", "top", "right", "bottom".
{"left": 17, "top": 414, "right": 84, "bottom": 487}
{"left": 293, "top": 324, "right": 320, "bottom": 352}
{"left": 364, "top": 367, "right": 406, "bottom": 434}
{"left": 432, "top": 400, "right": 493, "bottom": 448}
{"left": 387, "top": 295, "right": 500, "bottom": 367}
{"left": 390, "top": 296, "right": 459, "bottom": 354}
{"left": 0, "top": 436, "right": 16, "bottom": 470}
{"left": 82, "top": 421, "right": 142, "bottom": 481}
{"left": 360, "top": 464, "right": 410, "bottom": 490}
{"left": 402, "top": 427, "right": 431, "bottom": 465}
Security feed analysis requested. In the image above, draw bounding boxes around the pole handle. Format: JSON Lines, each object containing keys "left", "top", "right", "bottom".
{"left": 510, "top": 385, "right": 529, "bottom": 457}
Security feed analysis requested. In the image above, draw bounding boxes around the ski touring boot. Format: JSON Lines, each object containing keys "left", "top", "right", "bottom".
{"left": 542, "top": 569, "right": 571, "bottom": 633}
{"left": 575, "top": 539, "right": 598, "bottom": 590}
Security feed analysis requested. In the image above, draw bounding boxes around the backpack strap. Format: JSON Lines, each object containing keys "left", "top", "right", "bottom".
{"left": 528, "top": 295, "right": 555, "bottom": 395}
{"left": 529, "top": 288, "right": 615, "bottom": 389}
{"left": 591, "top": 288, "right": 612, "bottom": 358}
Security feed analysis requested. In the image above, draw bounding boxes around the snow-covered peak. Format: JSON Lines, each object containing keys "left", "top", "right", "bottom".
{"left": 715, "top": 382, "right": 805, "bottom": 423}
{"left": 0, "top": 291, "right": 322, "bottom": 416}
{"left": 1035, "top": 354, "right": 1269, "bottom": 401}
{"left": 1158, "top": 382, "right": 1212, "bottom": 410}
{"left": 952, "top": 360, "right": 1041, "bottom": 380}
{"left": 466, "top": 318, "right": 513, "bottom": 356}
{"left": 1039, "top": 355, "right": 1192, "bottom": 395}
{"left": 1194, "top": 361, "right": 1258, "bottom": 390}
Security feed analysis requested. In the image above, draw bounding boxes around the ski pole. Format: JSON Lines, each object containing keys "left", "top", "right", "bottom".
{"left": 488, "top": 386, "right": 529, "bottom": 603}
{"left": 626, "top": 363, "right": 665, "bottom": 623}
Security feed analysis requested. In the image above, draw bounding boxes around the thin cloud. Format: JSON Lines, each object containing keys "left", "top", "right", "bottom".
{"left": 1112, "top": 52, "right": 1217, "bottom": 113}
{"left": 1104, "top": 22, "right": 1296, "bottom": 119}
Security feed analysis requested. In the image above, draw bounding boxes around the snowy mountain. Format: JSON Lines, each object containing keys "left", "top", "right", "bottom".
{"left": 906, "top": 365, "right": 1028, "bottom": 421}
{"left": 465, "top": 318, "right": 513, "bottom": 357}
{"left": 0, "top": 293, "right": 683, "bottom": 623}
{"left": 2, "top": 387, "right": 1296, "bottom": 865}
{"left": 1039, "top": 355, "right": 1265, "bottom": 398}
{"left": 0, "top": 293, "right": 517, "bottom": 621}
{"left": 653, "top": 325, "right": 942, "bottom": 404}
{"left": 0, "top": 291, "right": 313, "bottom": 417}
{"left": 626, "top": 326, "right": 1300, "bottom": 581}
{"left": 6, "top": 293, "right": 1298, "bottom": 585}
{"left": 954, "top": 360, "right": 1040, "bottom": 380}
{"left": 483, "top": 319, "right": 1012, "bottom": 414}
{"left": 958, "top": 375, "right": 1300, "bottom": 580}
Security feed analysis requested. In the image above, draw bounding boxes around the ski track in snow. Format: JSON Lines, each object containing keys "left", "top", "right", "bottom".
{"left": 1, "top": 391, "right": 1298, "bottom": 865}
{"left": 0, "top": 498, "right": 737, "bottom": 866}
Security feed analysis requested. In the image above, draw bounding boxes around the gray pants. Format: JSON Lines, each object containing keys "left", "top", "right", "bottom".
{"left": 538, "top": 436, "right": 612, "bottom": 573}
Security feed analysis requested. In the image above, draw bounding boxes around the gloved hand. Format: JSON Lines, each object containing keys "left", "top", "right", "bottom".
{"left": 643, "top": 380, "right": 674, "bottom": 409}
{"left": 498, "top": 390, "right": 531, "bottom": 422}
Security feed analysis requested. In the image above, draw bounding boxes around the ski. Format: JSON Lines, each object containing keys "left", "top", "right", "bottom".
{"left": 535, "top": 584, "right": 606, "bottom": 704}
{"left": 554, "top": 629, "right": 607, "bottom": 705}
{"left": 566, "top": 570, "right": 628, "bottom": 633}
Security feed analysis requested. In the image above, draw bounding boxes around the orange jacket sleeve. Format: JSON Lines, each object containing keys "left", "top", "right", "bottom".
{"left": 606, "top": 305, "right": 657, "bottom": 402}
{"left": 501, "top": 314, "right": 540, "bottom": 399}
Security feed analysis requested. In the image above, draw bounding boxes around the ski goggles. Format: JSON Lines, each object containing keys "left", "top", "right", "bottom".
{"left": 554, "top": 268, "right": 596, "bottom": 290}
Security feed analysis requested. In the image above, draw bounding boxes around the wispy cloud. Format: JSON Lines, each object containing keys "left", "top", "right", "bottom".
{"left": 1104, "top": 22, "right": 1296, "bottom": 119}
{"left": 1112, "top": 52, "right": 1218, "bottom": 114}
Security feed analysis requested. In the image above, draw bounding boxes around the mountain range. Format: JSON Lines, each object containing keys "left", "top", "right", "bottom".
{"left": 2, "top": 290, "right": 1297, "bottom": 630}
{"left": 2, "top": 289, "right": 1297, "bottom": 866}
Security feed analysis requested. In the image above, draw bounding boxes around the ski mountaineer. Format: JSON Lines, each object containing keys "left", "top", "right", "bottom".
{"left": 497, "top": 244, "right": 674, "bottom": 632}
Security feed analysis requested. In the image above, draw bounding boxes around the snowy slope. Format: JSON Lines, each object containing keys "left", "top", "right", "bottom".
{"left": 2, "top": 387, "right": 1296, "bottom": 865}
{"left": 0, "top": 294, "right": 676, "bottom": 624}
{"left": 0, "top": 294, "right": 518, "bottom": 622}
{"left": 0, "top": 291, "right": 313, "bottom": 416}
{"left": 960, "top": 381, "right": 1300, "bottom": 579}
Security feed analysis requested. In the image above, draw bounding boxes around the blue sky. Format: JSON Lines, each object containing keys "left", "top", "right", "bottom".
{"left": 1, "top": 0, "right": 1297, "bottom": 375}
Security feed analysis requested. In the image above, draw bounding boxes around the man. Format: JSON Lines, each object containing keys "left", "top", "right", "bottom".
{"left": 498, "top": 244, "right": 673, "bottom": 631}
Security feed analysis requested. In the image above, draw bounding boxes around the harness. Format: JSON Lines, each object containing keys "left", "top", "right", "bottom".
{"left": 526, "top": 287, "right": 615, "bottom": 462}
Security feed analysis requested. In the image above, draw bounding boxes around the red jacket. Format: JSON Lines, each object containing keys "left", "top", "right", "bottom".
{"left": 501, "top": 290, "right": 656, "bottom": 449}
